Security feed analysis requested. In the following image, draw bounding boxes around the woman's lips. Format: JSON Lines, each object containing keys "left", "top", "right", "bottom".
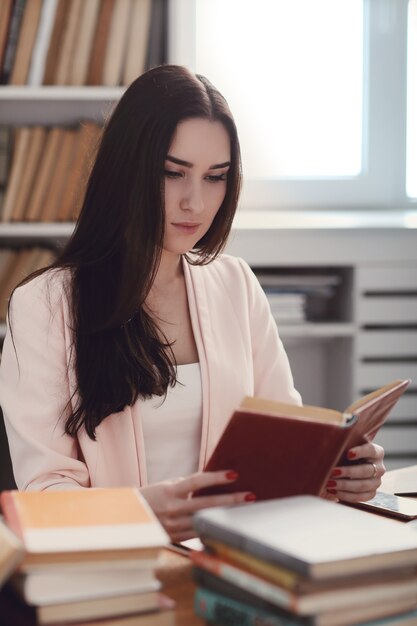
{"left": 171, "top": 222, "right": 201, "bottom": 234}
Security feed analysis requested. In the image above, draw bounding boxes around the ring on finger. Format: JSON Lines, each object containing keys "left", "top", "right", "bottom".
{"left": 370, "top": 462, "right": 378, "bottom": 478}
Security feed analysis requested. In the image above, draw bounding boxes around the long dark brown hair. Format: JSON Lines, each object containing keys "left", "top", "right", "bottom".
{"left": 13, "top": 65, "right": 242, "bottom": 439}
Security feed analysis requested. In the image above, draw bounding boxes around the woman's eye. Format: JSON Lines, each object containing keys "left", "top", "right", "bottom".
{"left": 206, "top": 173, "right": 227, "bottom": 183}
{"left": 164, "top": 170, "right": 182, "bottom": 179}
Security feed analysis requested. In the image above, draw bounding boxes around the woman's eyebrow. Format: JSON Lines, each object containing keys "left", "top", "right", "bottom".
{"left": 166, "top": 154, "right": 231, "bottom": 169}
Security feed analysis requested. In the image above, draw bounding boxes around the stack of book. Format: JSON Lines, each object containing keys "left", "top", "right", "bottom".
{"left": 0, "top": 246, "right": 55, "bottom": 321}
{"left": 0, "top": 487, "right": 174, "bottom": 625}
{"left": 0, "top": 0, "right": 165, "bottom": 86}
{"left": 191, "top": 495, "right": 417, "bottom": 626}
{"left": 256, "top": 272, "right": 342, "bottom": 324}
{"left": 1, "top": 122, "right": 102, "bottom": 222}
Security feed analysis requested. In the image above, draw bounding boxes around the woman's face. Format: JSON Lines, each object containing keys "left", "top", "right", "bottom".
{"left": 163, "top": 117, "right": 231, "bottom": 256}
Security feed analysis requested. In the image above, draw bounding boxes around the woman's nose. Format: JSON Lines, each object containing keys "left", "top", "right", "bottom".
{"left": 180, "top": 180, "right": 204, "bottom": 212}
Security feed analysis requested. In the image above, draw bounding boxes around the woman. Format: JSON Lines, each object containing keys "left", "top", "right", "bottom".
{"left": 0, "top": 65, "right": 384, "bottom": 541}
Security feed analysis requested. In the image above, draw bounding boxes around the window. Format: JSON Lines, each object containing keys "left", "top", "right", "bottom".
{"left": 407, "top": 0, "right": 417, "bottom": 198}
{"left": 169, "top": 0, "right": 415, "bottom": 211}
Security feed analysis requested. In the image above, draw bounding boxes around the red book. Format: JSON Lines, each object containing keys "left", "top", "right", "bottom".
{"left": 195, "top": 379, "right": 410, "bottom": 501}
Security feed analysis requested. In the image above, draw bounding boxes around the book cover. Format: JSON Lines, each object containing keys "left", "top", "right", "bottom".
{"left": 40, "top": 128, "right": 77, "bottom": 222}
{"left": 11, "top": 126, "right": 46, "bottom": 221}
{"left": 87, "top": 0, "right": 116, "bottom": 85}
{"left": 53, "top": 0, "right": 83, "bottom": 85}
{"left": 193, "top": 495, "right": 417, "bottom": 580}
{"left": 101, "top": 0, "right": 131, "bottom": 86}
{"left": 56, "top": 121, "right": 101, "bottom": 221}
{"left": 122, "top": 0, "right": 151, "bottom": 85}
{"left": 0, "top": 0, "right": 26, "bottom": 84}
{"left": 10, "top": 0, "right": 43, "bottom": 84}
{"left": 27, "top": 0, "right": 58, "bottom": 85}
{"left": 194, "top": 585, "right": 417, "bottom": 626}
{"left": 1, "top": 126, "right": 32, "bottom": 222}
{"left": 68, "top": 0, "right": 101, "bottom": 86}
{"left": 193, "top": 567, "right": 416, "bottom": 626}
{"left": 42, "top": 0, "right": 70, "bottom": 85}
{"left": 0, "top": 518, "right": 24, "bottom": 588}
{"left": 195, "top": 379, "right": 410, "bottom": 501}
{"left": 0, "top": 0, "right": 14, "bottom": 73}
{"left": 25, "top": 126, "right": 65, "bottom": 221}
{"left": 0, "top": 487, "right": 169, "bottom": 568}
{"left": 191, "top": 548, "right": 417, "bottom": 615}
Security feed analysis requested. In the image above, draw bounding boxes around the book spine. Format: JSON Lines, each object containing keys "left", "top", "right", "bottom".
{"left": 191, "top": 550, "right": 297, "bottom": 613}
{"left": 1, "top": 0, "right": 26, "bottom": 84}
{"left": 194, "top": 587, "right": 307, "bottom": 626}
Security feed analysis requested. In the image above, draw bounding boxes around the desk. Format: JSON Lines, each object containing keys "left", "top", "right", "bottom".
{"left": 0, "top": 549, "right": 204, "bottom": 626}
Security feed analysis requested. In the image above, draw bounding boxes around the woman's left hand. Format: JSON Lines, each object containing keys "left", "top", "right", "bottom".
{"left": 324, "top": 442, "right": 385, "bottom": 502}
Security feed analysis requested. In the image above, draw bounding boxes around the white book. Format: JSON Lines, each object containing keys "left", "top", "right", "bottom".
{"left": 28, "top": 0, "right": 58, "bottom": 85}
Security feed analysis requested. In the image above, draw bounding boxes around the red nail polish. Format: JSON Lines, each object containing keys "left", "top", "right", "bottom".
{"left": 347, "top": 450, "right": 357, "bottom": 460}
{"left": 331, "top": 468, "right": 342, "bottom": 477}
{"left": 245, "top": 493, "right": 257, "bottom": 502}
{"left": 226, "top": 471, "right": 239, "bottom": 480}
{"left": 327, "top": 480, "right": 337, "bottom": 488}
{"left": 327, "top": 488, "right": 337, "bottom": 494}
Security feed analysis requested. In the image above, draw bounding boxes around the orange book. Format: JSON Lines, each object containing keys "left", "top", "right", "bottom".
{"left": 41, "top": 127, "right": 77, "bottom": 222}
{"left": 68, "top": 0, "right": 101, "bottom": 86}
{"left": 123, "top": 0, "right": 151, "bottom": 85}
{"left": 11, "top": 126, "right": 46, "bottom": 221}
{"left": 10, "top": 0, "right": 43, "bottom": 85}
{"left": 42, "top": 0, "right": 70, "bottom": 85}
{"left": 1, "top": 127, "right": 32, "bottom": 222}
{"left": 87, "top": 0, "right": 116, "bottom": 85}
{"left": 57, "top": 121, "right": 101, "bottom": 221}
{"left": 53, "top": 0, "right": 83, "bottom": 85}
{"left": 101, "top": 0, "right": 132, "bottom": 86}
{"left": 195, "top": 379, "right": 410, "bottom": 501}
{"left": 0, "top": 487, "right": 169, "bottom": 570}
{"left": 25, "top": 126, "right": 65, "bottom": 221}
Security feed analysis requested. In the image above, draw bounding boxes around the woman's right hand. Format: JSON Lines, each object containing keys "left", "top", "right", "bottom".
{"left": 140, "top": 470, "right": 255, "bottom": 542}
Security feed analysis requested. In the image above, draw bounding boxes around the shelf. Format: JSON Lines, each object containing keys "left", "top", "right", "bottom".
{"left": 0, "top": 223, "right": 74, "bottom": 244}
{"left": 0, "top": 87, "right": 124, "bottom": 124}
{"left": 277, "top": 322, "right": 355, "bottom": 339}
{"left": 0, "top": 86, "right": 125, "bottom": 101}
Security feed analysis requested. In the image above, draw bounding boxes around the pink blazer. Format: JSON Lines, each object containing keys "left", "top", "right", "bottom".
{"left": 0, "top": 255, "right": 301, "bottom": 491}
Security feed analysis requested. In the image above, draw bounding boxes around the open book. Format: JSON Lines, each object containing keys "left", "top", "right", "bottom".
{"left": 195, "top": 379, "right": 410, "bottom": 501}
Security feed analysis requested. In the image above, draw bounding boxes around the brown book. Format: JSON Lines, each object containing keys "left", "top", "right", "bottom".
{"left": 122, "top": 0, "right": 151, "bottom": 85}
{"left": 87, "top": 0, "right": 116, "bottom": 85}
{"left": 0, "top": 247, "right": 34, "bottom": 319}
{"left": 101, "top": 0, "right": 132, "bottom": 86}
{"left": 11, "top": 125, "right": 46, "bottom": 221}
{"left": 41, "top": 128, "right": 77, "bottom": 222}
{"left": 194, "top": 379, "right": 410, "bottom": 501}
{"left": 53, "top": 0, "right": 83, "bottom": 85}
{"left": 1, "top": 127, "right": 32, "bottom": 222}
{"left": 25, "top": 126, "right": 65, "bottom": 221}
{"left": 57, "top": 121, "right": 101, "bottom": 221}
{"left": 42, "top": 0, "right": 70, "bottom": 85}
{"left": 68, "top": 0, "right": 101, "bottom": 86}
{"left": 0, "top": 0, "right": 14, "bottom": 72}
{"left": 0, "top": 248, "right": 17, "bottom": 311}
{"left": 10, "top": 0, "right": 43, "bottom": 85}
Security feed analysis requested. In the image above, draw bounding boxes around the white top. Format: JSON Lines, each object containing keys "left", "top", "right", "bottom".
{"left": 140, "top": 363, "right": 203, "bottom": 485}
